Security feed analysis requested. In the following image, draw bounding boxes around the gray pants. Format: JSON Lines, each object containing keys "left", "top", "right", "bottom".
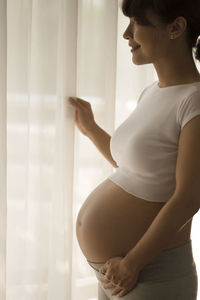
{"left": 87, "top": 240, "right": 198, "bottom": 300}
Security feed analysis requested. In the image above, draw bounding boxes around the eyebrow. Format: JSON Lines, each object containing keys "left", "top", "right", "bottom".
{"left": 130, "top": 16, "right": 153, "bottom": 26}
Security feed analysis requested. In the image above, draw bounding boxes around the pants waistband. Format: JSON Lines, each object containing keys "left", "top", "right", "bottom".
{"left": 87, "top": 240, "right": 197, "bottom": 281}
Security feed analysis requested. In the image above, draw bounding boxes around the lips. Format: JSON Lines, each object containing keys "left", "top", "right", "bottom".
{"left": 133, "top": 45, "right": 140, "bottom": 50}
{"left": 129, "top": 43, "right": 141, "bottom": 50}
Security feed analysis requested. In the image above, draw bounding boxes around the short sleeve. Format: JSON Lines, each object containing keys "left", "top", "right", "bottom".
{"left": 177, "top": 91, "right": 200, "bottom": 130}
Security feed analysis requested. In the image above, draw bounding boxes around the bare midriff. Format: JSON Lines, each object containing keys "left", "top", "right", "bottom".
{"left": 76, "top": 178, "right": 192, "bottom": 263}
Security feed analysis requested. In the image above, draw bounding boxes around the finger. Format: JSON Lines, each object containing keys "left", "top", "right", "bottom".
{"left": 99, "top": 273, "right": 111, "bottom": 283}
{"left": 110, "top": 286, "right": 123, "bottom": 296}
{"left": 103, "top": 282, "right": 115, "bottom": 289}
{"left": 99, "top": 276, "right": 109, "bottom": 283}
{"left": 68, "top": 98, "right": 82, "bottom": 108}
{"left": 69, "top": 97, "right": 81, "bottom": 104}
{"left": 106, "top": 274, "right": 113, "bottom": 281}
{"left": 68, "top": 97, "right": 77, "bottom": 103}
{"left": 69, "top": 97, "right": 90, "bottom": 107}
{"left": 117, "top": 284, "right": 136, "bottom": 297}
{"left": 117, "top": 290, "right": 129, "bottom": 297}
{"left": 76, "top": 97, "right": 91, "bottom": 105}
{"left": 117, "top": 287, "right": 132, "bottom": 297}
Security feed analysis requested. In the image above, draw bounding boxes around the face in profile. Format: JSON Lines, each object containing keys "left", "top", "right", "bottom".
{"left": 123, "top": 10, "right": 185, "bottom": 66}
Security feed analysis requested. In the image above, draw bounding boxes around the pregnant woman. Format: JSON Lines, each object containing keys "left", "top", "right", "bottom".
{"left": 69, "top": 0, "right": 200, "bottom": 299}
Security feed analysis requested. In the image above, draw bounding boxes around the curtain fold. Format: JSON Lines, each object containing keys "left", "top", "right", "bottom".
{"left": 1, "top": 0, "right": 199, "bottom": 299}
{"left": 0, "top": 0, "right": 7, "bottom": 299}
{"left": 47, "top": 0, "right": 77, "bottom": 299}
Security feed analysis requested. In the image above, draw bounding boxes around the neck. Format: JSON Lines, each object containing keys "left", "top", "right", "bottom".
{"left": 153, "top": 51, "right": 200, "bottom": 88}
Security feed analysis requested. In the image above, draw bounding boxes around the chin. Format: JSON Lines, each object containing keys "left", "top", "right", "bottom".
{"left": 132, "top": 60, "right": 151, "bottom": 66}
{"left": 132, "top": 56, "right": 153, "bottom": 66}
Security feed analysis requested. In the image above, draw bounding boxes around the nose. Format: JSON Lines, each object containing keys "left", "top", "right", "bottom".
{"left": 123, "top": 23, "right": 133, "bottom": 40}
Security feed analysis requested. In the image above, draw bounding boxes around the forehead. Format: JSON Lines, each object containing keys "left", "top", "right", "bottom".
{"left": 145, "top": 10, "right": 168, "bottom": 29}
{"left": 130, "top": 9, "right": 165, "bottom": 28}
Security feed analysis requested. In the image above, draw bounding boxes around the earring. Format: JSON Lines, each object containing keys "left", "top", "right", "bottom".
{"left": 170, "top": 34, "right": 176, "bottom": 39}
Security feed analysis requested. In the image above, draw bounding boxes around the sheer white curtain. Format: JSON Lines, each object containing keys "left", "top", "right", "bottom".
{"left": 0, "top": 0, "right": 199, "bottom": 299}
{"left": 0, "top": 0, "right": 7, "bottom": 299}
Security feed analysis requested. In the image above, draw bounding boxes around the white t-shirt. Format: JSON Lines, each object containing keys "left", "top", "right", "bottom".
{"left": 108, "top": 80, "right": 200, "bottom": 202}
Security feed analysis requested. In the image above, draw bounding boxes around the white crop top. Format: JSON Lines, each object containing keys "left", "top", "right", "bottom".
{"left": 108, "top": 80, "right": 200, "bottom": 202}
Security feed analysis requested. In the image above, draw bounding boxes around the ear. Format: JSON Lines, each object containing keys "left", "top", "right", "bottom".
{"left": 167, "top": 16, "right": 187, "bottom": 39}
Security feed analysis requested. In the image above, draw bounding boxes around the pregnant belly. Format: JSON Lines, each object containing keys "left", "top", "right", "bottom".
{"left": 76, "top": 178, "right": 167, "bottom": 262}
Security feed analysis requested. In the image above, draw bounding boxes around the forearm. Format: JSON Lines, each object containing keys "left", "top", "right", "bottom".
{"left": 87, "top": 123, "right": 118, "bottom": 168}
{"left": 123, "top": 194, "right": 199, "bottom": 271}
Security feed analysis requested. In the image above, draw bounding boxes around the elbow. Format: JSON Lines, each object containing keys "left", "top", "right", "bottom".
{"left": 186, "top": 196, "right": 200, "bottom": 215}
{"left": 193, "top": 203, "right": 200, "bottom": 214}
{"left": 184, "top": 198, "right": 199, "bottom": 216}
{"left": 185, "top": 200, "right": 199, "bottom": 218}
{"left": 173, "top": 190, "right": 200, "bottom": 215}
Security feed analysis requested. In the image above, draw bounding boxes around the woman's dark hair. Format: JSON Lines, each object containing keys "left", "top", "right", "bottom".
{"left": 121, "top": 0, "right": 200, "bottom": 61}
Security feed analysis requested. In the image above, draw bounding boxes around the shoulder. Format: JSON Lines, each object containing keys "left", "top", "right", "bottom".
{"left": 177, "top": 90, "right": 200, "bottom": 131}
